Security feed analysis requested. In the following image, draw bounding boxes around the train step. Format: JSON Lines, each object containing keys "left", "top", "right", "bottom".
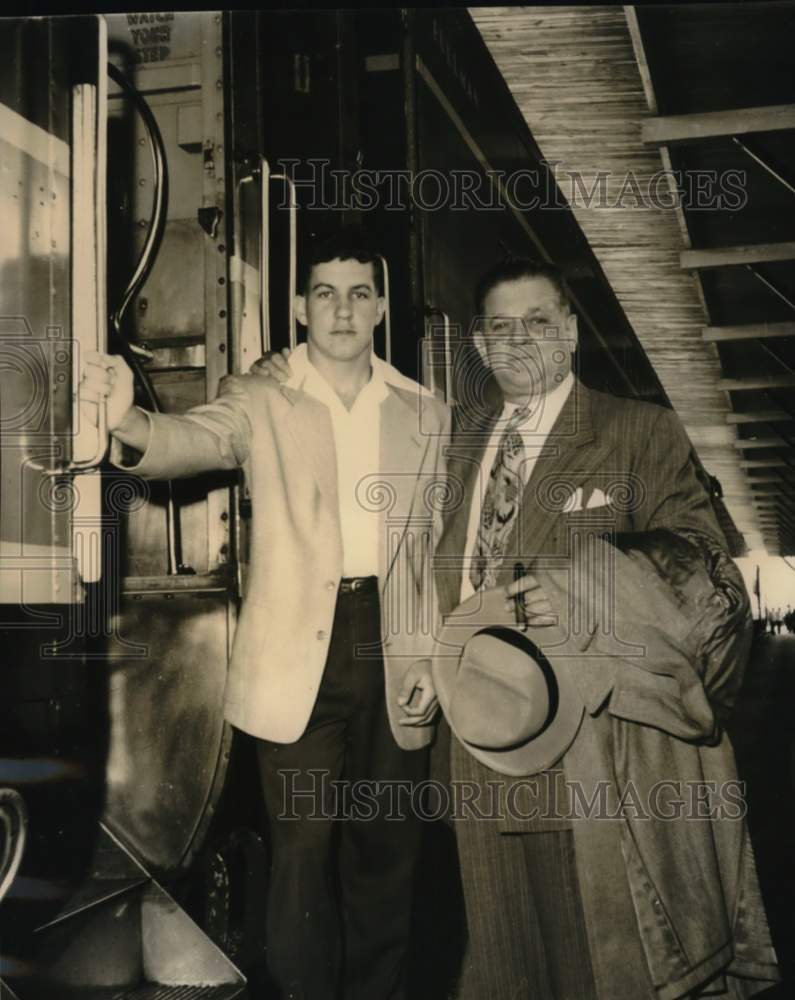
{"left": 73, "top": 987, "right": 244, "bottom": 999}
{"left": 2, "top": 827, "right": 245, "bottom": 1000}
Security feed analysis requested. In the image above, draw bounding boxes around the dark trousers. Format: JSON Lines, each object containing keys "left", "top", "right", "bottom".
{"left": 256, "top": 580, "right": 427, "bottom": 1000}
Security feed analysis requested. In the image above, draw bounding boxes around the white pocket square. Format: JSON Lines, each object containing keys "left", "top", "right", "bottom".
{"left": 561, "top": 487, "right": 613, "bottom": 513}
{"left": 586, "top": 488, "right": 611, "bottom": 509}
{"left": 561, "top": 486, "right": 583, "bottom": 513}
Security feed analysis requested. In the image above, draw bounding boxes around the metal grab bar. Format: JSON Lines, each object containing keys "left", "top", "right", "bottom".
{"left": 270, "top": 171, "right": 298, "bottom": 349}
{"left": 70, "top": 80, "right": 109, "bottom": 470}
{"left": 425, "top": 306, "right": 453, "bottom": 402}
{"left": 71, "top": 397, "right": 109, "bottom": 471}
{"left": 233, "top": 160, "right": 298, "bottom": 356}
{"left": 259, "top": 157, "right": 271, "bottom": 354}
{"left": 378, "top": 254, "right": 392, "bottom": 364}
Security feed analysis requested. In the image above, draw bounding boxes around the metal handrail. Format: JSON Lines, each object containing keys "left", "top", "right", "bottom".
{"left": 70, "top": 80, "right": 109, "bottom": 471}
{"left": 259, "top": 157, "right": 271, "bottom": 354}
{"left": 378, "top": 254, "right": 392, "bottom": 364}
{"left": 270, "top": 171, "right": 298, "bottom": 349}
{"left": 425, "top": 305, "right": 453, "bottom": 402}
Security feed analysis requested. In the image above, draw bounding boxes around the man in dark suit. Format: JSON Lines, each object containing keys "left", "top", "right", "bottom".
{"left": 434, "top": 257, "right": 776, "bottom": 998}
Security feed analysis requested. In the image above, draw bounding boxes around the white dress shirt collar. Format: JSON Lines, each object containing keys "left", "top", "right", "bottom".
{"left": 285, "top": 342, "right": 432, "bottom": 407}
{"left": 496, "top": 371, "right": 575, "bottom": 438}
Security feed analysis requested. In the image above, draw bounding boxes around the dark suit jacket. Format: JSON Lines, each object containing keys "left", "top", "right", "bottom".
{"left": 435, "top": 378, "right": 726, "bottom": 620}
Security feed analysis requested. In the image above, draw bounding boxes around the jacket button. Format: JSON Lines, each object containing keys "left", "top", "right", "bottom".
{"left": 653, "top": 899, "right": 662, "bottom": 911}
{"left": 316, "top": 630, "right": 326, "bottom": 641}
{"left": 326, "top": 581, "right": 336, "bottom": 591}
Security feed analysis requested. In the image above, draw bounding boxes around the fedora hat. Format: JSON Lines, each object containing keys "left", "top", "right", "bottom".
{"left": 432, "top": 586, "right": 584, "bottom": 777}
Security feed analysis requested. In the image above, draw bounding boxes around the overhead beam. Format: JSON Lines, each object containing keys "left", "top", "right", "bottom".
{"left": 752, "top": 495, "right": 795, "bottom": 508}
{"left": 759, "top": 518, "right": 795, "bottom": 537}
{"left": 703, "top": 322, "right": 795, "bottom": 343}
{"left": 752, "top": 495, "right": 795, "bottom": 507}
{"left": 718, "top": 374, "right": 795, "bottom": 391}
{"left": 641, "top": 103, "right": 795, "bottom": 144}
{"left": 733, "top": 437, "right": 792, "bottom": 449}
{"left": 759, "top": 514, "right": 795, "bottom": 528}
{"left": 681, "top": 242, "right": 795, "bottom": 270}
{"left": 726, "top": 410, "right": 793, "bottom": 424}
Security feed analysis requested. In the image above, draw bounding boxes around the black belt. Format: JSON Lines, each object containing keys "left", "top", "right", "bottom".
{"left": 339, "top": 576, "right": 378, "bottom": 594}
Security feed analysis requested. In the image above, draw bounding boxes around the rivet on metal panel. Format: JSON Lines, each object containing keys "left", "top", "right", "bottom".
{"left": 218, "top": 244, "right": 226, "bottom": 253}
{"left": 219, "top": 344, "right": 226, "bottom": 353}
{"left": 219, "top": 309, "right": 226, "bottom": 319}
{"left": 220, "top": 511, "right": 228, "bottom": 522}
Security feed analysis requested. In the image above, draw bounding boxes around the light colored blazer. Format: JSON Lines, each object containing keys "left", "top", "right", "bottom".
{"left": 114, "top": 369, "right": 450, "bottom": 749}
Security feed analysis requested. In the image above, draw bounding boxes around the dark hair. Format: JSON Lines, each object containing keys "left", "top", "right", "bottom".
{"left": 300, "top": 229, "right": 384, "bottom": 296}
{"left": 474, "top": 257, "right": 570, "bottom": 316}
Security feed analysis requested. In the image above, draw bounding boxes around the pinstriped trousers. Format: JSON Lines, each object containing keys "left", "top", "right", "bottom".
{"left": 452, "top": 739, "right": 597, "bottom": 1000}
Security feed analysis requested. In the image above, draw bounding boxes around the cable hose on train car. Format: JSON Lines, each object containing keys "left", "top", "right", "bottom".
{"left": 106, "top": 62, "right": 191, "bottom": 576}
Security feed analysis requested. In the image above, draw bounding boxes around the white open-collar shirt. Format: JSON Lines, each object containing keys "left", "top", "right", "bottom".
{"left": 286, "top": 343, "right": 390, "bottom": 578}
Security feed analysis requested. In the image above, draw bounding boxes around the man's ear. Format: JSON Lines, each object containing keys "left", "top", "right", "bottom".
{"left": 375, "top": 295, "right": 386, "bottom": 326}
{"left": 565, "top": 311, "right": 578, "bottom": 353}
{"left": 295, "top": 294, "right": 308, "bottom": 328}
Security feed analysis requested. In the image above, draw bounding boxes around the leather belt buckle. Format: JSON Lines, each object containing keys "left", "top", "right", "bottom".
{"left": 340, "top": 576, "right": 376, "bottom": 594}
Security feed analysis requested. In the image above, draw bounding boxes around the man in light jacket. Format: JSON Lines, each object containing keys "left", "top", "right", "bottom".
{"left": 80, "top": 231, "right": 450, "bottom": 1000}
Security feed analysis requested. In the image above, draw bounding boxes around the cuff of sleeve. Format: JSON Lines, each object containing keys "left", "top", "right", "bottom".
{"left": 108, "top": 407, "right": 153, "bottom": 472}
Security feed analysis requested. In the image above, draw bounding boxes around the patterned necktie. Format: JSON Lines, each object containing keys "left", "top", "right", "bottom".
{"left": 469, "top": 408, "right": 527, "bottom": 592}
